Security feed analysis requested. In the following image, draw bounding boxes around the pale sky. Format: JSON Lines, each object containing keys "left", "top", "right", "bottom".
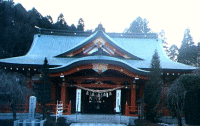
{"left": 14, "top": 0, "right": 200, "bottom": 48}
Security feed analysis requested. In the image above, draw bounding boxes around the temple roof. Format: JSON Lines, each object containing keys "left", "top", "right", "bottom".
{"left": 0, "top": 26, "right": 196, "bottom": 75}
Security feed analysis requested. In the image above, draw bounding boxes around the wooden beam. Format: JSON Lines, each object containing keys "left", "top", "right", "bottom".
{"left": 65, "top": 76, "right": 133, "bottom": 83}
{"left": 66, "top": 42, "right": 95, "bottom": 57}
{"left": 104, "top": 42, "right": 125, "bottom": 57}
{"left": 84, "top": 45, "right": 97, "bottom": 55}
{"left": 108, "top": 64, "right": 148, "bottom": 80}
{"left": 80, "top": 83, "right": 119, "bottom": 88}
{"left": 50, "top": 64, "right": 93, "bottom": 77}
{"left": 49, "top": 64, "right": 148, "bottom": 80}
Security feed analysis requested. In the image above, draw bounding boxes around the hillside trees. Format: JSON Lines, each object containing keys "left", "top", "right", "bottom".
{"left": 168, "top": 44, "right": 178, "bottom": 61}
{"left": 53, "top": 13, "right": 69, "bottom": 30}
{"left": 77, "top": 18, "right": 84, "bottom": 31}
{"left": 0, "top": 2, "right": 42, "bottom": 58}
{"left": 159, "top": 30, "right": 169, "bottom": 56}
{"left": 0, "top": 2, "right": 85, "bottom": 59}
{"left": 178, "top": 28, "right": 198, "bottom": 65}
{"left": 125, "top": 16, "right": 151, "bottom": 33}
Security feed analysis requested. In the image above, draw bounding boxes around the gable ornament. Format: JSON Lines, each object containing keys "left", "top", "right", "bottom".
{"left": 92, "top": 63, "right": 108, "bottom": 74}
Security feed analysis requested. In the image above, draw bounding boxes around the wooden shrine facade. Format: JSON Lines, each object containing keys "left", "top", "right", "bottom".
{"left": 0, "top": 63, "right": 192, "bottom": 116}
{"left": 47, "top": 62, "right": 148, "bottom": 115}
{"left": 0, "top": 24, "right": 196, "bottom": 116}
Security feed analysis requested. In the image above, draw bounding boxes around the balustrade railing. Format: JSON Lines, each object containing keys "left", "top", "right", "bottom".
{"left": 0, "top": 103, "right": 26, "bottom": 113}
{"left": 125, "top": 103, "right": 138, "bottom": 116}
{"left": 0, "top": 102, "right": 71, "bottom": 115}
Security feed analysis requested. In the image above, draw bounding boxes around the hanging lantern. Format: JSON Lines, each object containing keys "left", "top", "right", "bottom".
{"left": 97, "top": 93, "right": 100, "bottom": 97}
{"left": 86, "top": 91, "right": 89, "bottom": 95}
{"left": 124, "top": 81, "right": 129, "bottom": 88}
{"left": 69, "top": 79, "right": 75, "bottom": 87}
{"left": 91, "top": 92, "right": 94, "bottom": 96}
{"left": 109, "top": 91, "right": 112, "bottom": 96}
{"left": 89, "top": 96, "right": 92, "bottom": 103}
{"left": 103, "top": 92, "right": 106, "bottom": 97}
{"left": 99, "top": 93, "right": 102, "bottom": 98}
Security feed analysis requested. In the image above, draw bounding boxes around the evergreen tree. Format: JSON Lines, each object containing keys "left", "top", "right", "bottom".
{"left": 46, "top": 15, "right": 53, "bottom": 24}
{"left": 159, "top": 30, "right": 169, "bottom": 56}
{"left": 144, "top": 49, "right": 163, "bottom": 122}
{"left": 168, "top": 44, "right": 178, "bottom": 61}
{"left": 125, "top": 16, "right": 151, "bottom": 33}
{"left": 77, "top": 18, "right": 84, "bottom": 31}
{"left": 28, "top": 7, "right": 43, "bottom": 27}
{"left": 148, "top": 50, "right": 162, "bottom": 82}
{"left": 36, "top": 58, "right": 52, "bottom": 119}
{"left": 178, "top": 28, "right": 198, "bottom": 65}
{"left": 70, "top": 24, "right": 77, "bottom": 31}
{"left": 28, "top": 8, "right": 53, "bottom": 29}
{"left": 54, "top": 13, "right": 69, "bottom": 30}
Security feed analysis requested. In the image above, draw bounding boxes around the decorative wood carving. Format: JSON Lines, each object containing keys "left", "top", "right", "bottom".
{"left": 93, "top": 37, "right": 106, "bottom": 46}
{"left": 94, "top": 81, "right": 104, "bottom": 85}
{"left": 92, "top": 63, "right": 108, "bottom": 74}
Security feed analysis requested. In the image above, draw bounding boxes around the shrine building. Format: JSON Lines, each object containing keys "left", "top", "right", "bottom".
{"left": 0, "top": 24, "right": 195, "bottom": 116}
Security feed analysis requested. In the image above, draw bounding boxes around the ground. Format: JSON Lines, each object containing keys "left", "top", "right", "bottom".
{"left": 134, "top": 119, "right": 163, "bottom": 126}
{"left": 0, "top": 119, "right": 179, "bottom": 126}
{"left": 0, "top": 119, "right": 14, "bottom": 126}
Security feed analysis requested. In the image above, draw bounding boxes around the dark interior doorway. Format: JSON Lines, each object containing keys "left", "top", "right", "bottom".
{"left": 67, "top": 87, "right": 76, "bottom": 113}
{"left": 82, "top": 90, "right": 114, "bottom": 114}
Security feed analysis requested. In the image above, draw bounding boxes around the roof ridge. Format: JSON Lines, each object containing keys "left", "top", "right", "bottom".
{"left": 36, "top": 28, "right": 158, "bottom": 39}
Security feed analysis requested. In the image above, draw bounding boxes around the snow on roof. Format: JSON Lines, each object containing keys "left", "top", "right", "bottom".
{"left": 0, "top": 30, "right": 196, "bottom": 72}
{"left": 26, "top": 34, "right": 87, "bottom": 58}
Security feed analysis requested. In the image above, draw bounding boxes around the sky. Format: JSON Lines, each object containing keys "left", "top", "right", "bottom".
{"left": 13, "top": 0, "right": 200, "bottom": 48}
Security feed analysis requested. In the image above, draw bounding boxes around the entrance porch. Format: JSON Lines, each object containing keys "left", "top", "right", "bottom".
{"left": 49, "top": 77, "right": 146, "bottom": 116}
{"left": 48, "top": 68, "right": 147, "bottom": 116}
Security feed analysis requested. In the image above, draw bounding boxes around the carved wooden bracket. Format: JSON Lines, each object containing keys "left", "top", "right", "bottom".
{"left": 92, "top": 63, "right": 108, "bottom": 74}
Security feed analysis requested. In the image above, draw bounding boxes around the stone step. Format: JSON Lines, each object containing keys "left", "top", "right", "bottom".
{"left": 64, "top": 114, "right": 132, "bottom": 125}
{"left": 70, "top": 123, "right": 127, "bottom": 126}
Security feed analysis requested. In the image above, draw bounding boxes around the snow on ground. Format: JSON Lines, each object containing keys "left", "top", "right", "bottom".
{"left": 158, "top": 123, "right": 178, "bottom": 126}
{"left": 70, "top": 123, "right": 127, "bottom": 126}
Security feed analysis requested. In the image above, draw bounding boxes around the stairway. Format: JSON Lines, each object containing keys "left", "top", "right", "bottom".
{"left": 64, "top": 114, "right": 135, "bottom": 125}
{"left": 70, "top": 123, "right": 127, "bottom": 126}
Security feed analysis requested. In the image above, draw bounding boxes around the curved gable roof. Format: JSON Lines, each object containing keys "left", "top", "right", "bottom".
{"left": 49, "top": 55, "right": 148, "bottom": 76}
{"left": 55, "top": 30, "right": 143, "bottom": 60}
{"left": 0, "top": 27, "right": 196, "bottom": 73}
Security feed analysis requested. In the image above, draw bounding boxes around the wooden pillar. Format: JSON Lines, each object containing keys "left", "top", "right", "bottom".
{"left": 67, "top": 101, "right": 71, "bottom": 115}
{"left": 125, "top": 101, "right": 129, "bottom": 116}
{"left": 61, "top": 82, "right": 67, "bottom": 107}
{"left": 131, "top": 84, "right": 136, "bottom": 107}
{"left": 66, "top": 87, "right": 69, "bottom": 104}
